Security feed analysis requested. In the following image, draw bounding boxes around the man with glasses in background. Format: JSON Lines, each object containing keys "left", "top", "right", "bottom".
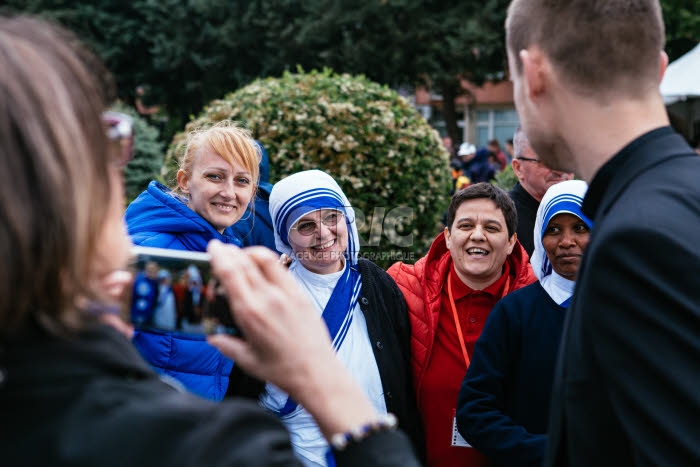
{"left": 508, "top": 126, "right": 573, "bottom": 258}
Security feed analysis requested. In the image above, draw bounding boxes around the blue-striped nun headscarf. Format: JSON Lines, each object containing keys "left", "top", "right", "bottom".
{"left": 269, "top": 169, "right": 360, "bottom": 265}
{"left": 531, "top": 179, "right": 592, "bottom": 307}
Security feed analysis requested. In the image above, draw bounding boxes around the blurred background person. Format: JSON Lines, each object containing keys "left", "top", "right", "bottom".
{"left": 450, "top": 160, "right": 471, "bottom": 194}
{"left": 508, "top": 126, "right": 573, "bottom": 258}
{"left": 152, "top": 269, "right": 177, "bottom": 330}
{"left": 179, "top": 264, "right": 205, "bottom": 333}
{"left": 442, "top": 135, "right": 457, "bottom": 160}
{"left": 504, "top": 139, "right": 514, "bottom": 162}
{"left": 0, "top": 16, "right": 421, "bottom": 466}
{"left": 459, "top": 143, "right": 496, "bottom": 184}
{"left": 129, "top": 260, "right": 160, "bottom": 326}
{"left": 456, "top": 180, "right": 591, "bottom": 467}
{"left": 134, "top": 84, "right": 159, "bottom": 119}
{"left": 389, "top": 183, "right": 536, "bottom": 467}
{"left": 257, "top": 169, "right": 423, "bottom": 466}
{"left": 124, "top": 121, "right": 261, "bottom": 400}
{"left": 466, "top": 148, "right": 497, "bottom": 184}
{"left": 457, "top": 142, "right": 476, "bottom": 169}
{"left": 487, "top": 138, "right": 507, "bottom": 172}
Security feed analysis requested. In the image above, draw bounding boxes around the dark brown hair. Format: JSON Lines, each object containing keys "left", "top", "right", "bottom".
{"left": 0, "top": 16, "right": 114, "bottom": 337}
{"left": 506, "top": 0, "right": 665, "bottom": 99}
{"left": 446, "top": 183, "right": 517, "bottom": 238}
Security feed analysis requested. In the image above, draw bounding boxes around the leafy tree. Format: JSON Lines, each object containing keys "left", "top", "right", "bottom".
{"left": 3, "top": 0, "right": 153, "bottom": 105}
{"left": 492, "top": 164, "right": 517, "bottom": 192}
{"left": 661, "top": 0, "right": 700, "bottom": 61}
{"left": 243, "top": 0, "right": 511, "bottom": 146}
{"left": 9, "top": 0, "right": 699, "bottom": 151}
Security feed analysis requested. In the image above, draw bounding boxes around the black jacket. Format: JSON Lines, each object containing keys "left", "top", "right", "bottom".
{"left": 508, "top": 182, "right": 539, "bottom": 259}
{"left": 545, "top": 127, "right": 700, "bottom": 466}
{"left": 357, "top": 258, "right": 425, "bottom": 461}
{"left": 0, "top": 322, "right": 420, "bottom": 467}
{"left": 228, "top": 258, "right": 425, "bottom": 462}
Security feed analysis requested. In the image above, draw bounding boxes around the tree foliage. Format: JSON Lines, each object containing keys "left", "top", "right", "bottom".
{"left": 6, "top": 0, "right": 700, "bottom": 147}
{"left": 3, "top": 0, "right": 509, "bottom": 144}
{"left": 661, "top": 0, "right": 700, "bottom": 61}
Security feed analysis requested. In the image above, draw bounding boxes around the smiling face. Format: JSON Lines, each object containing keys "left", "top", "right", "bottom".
{"left": 177, "top": 146, "right": 255, "bottom": 233}
{"left": 288, "top": 208, "right": 348, "bottom": 275}
{"left": 445, "top": 198, "right": 516, "bottom": 290}
{"left": 541, "top": 212, "right": 590, "bottom": 279}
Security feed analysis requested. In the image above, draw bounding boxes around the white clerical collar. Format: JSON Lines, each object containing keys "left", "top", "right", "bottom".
{"left": 540, "top": 271, "right": 575, "bottom": 307}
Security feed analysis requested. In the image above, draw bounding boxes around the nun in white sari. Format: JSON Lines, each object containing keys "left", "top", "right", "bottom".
{"left": 266, "top": 169, "right": 422, "bottom": 467}
{"left": 455, "top": 179, "right": 592, "bottom": 467}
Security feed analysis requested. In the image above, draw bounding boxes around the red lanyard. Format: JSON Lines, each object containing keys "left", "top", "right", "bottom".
{"left": 447, "top": 273, "right": 471, "bottom": 369}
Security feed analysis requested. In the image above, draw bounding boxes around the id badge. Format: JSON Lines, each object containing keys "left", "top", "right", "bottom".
{"left": 451, "top": 409, "right": 472, "bottom": 448}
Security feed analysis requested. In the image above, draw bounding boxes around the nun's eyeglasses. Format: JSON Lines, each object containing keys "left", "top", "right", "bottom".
{"left": 291, "top": 211, "right": 345, "bottom": 236}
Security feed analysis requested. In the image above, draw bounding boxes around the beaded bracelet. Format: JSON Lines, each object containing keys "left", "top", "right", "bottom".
{"left": 330, "top": 413, "right": 398, "bottom": 451}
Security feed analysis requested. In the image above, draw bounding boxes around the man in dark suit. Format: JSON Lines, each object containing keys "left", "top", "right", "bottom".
{"left": 508, "top": 126, "right": 573, "bottom": 258}
{"left": 505, "top": 1, "right": 700, "bottom": 466}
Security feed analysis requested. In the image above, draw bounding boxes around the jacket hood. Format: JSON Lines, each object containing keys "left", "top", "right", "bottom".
{"left": 255, "top": 140, "right": 270, "bottom": 184}
{"left": 125, "top": 181, "right": 240, "bottom": 250}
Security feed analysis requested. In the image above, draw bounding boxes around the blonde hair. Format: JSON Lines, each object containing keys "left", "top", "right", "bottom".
{"left": 179, "top": 121, "right": 261, "bottom": 194}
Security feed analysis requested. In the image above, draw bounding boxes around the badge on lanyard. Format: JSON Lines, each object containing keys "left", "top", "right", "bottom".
{"left": 451, "top": 409, "right": 472, "bottom": 447}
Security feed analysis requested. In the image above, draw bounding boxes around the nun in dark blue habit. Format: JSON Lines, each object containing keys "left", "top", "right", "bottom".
{"left": 456, "top": 180, "right": 592, "bottom": 467}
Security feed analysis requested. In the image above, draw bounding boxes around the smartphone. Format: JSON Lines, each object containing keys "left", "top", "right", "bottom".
{"left": 125, "top": 246, "right": 241, "bottom": 337}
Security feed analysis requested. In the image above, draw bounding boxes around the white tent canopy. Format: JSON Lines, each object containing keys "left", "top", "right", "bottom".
{"left": 660, "top": 42, "right": 700, "bottom": 105}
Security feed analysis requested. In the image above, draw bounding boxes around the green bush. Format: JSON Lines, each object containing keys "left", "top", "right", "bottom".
{"left": 492, "top": 164, "right": 518, "bottom": 192}
{"left": 111, "top": 102, "right": 165, "bottom": 202}
{"left": 164, "top": 69, "right": 452, "bottom": 267}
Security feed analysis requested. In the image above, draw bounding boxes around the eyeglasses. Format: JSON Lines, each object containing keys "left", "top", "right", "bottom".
{"left": 291, "top": 211, "right": 345, "bottom": 236}
{"left": 516, "top": 156, "right": 541, "bottom": 164}
{"left": 102, "top": 111, "right": 134, "bottom": 167}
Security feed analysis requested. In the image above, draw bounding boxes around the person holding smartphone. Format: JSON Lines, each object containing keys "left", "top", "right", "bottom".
{"left": 124, "top": 121, "right": 261, "bottom": 401}
{"left": 0, "top": 15, "right": 420, "bottom": 467}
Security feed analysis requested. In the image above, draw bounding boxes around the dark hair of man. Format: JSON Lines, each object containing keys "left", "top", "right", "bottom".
{"left": 0, "top": 16, "right": 114, "bottom": 337}
{"left": 506, "top": 0, "right": 665, "bottom": 99}
{"left": 446, "top": 182, "right": 517, "bottom": 238}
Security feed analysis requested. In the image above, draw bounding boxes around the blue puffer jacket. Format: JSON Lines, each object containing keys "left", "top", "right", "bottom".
{"left": 124, "top": 180, "right": 241, "bottom": 401}
{"left": 125, "top": 181, "right": 242, "bottom": 250}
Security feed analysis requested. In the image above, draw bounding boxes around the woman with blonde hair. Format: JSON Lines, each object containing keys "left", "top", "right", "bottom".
{"left": 126, "top": 121, "right": 260, "bottom": 250}
{"left": 124, "top": 121, "right": 261, "bottom": 400}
